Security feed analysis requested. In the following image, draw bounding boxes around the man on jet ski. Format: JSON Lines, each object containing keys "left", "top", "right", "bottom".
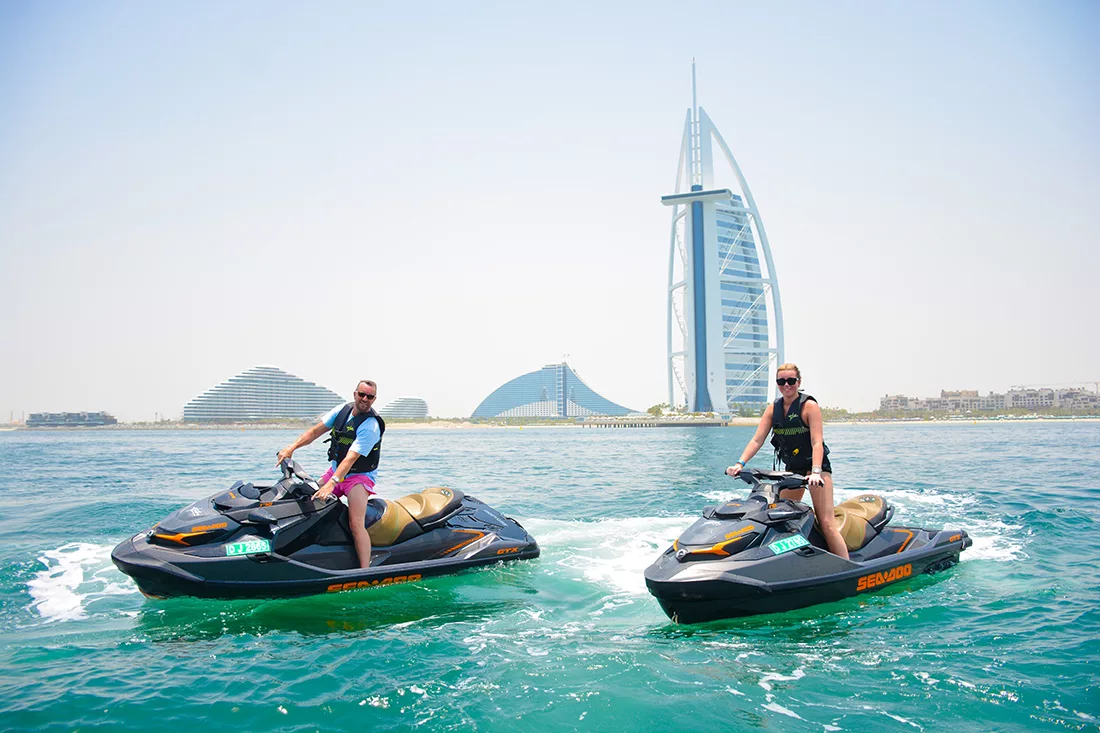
{"left": 725, "top": 363, "right": 849, "bottom": 560}
{"left": 276, "top": 380, "right": 386, "bottom": 568}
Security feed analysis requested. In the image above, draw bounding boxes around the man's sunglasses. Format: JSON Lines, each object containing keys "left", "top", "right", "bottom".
{"left": 356, "top": 391, "right": 377, "bottom": 400}
{"left": 776, "top": 377, "right": 799, "bottom": 386}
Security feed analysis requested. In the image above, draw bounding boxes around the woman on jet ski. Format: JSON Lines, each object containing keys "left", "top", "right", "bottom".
{"left": 725, "top": 363, "right": 849, "bottom": 560}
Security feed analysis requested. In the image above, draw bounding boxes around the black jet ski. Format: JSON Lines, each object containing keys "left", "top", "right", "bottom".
{"left": 645, "top": 469, "right": 971, "bottom": 623}
{"left": 112, "top": 460, "right": 539, "bottom": 599}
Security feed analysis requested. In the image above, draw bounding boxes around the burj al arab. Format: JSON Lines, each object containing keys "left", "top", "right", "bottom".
{"left": 661, "top": 63, "right": 784, "bottom": 413}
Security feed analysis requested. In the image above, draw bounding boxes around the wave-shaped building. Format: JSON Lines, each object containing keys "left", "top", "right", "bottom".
{"left": 377, "top": 397, "right": 429, "bottom": 419}
{"left": 183, "top": 365, "right": 344, "bottom": 422}
{"left": 661, "top": 64, "right": 784, "bottom": 412}
{"left": 472, "top": 363, "right": 633, "bottom": 418}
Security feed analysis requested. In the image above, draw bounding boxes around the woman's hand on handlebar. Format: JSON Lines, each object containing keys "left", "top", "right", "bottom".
{"left": 725, "top": 464, "right": 743, "bottom": 478}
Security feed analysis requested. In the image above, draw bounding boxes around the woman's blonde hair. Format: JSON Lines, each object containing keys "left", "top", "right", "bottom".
{"left": 776, "top": 363, "right": 801, "bottom": 380}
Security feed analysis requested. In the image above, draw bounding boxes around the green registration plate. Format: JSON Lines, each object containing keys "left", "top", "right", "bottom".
{"left": 225, "top": 539, "right": 272, "bottom": 556}
{"left": 768, "top": 535, "right": 809, "bottom": 555}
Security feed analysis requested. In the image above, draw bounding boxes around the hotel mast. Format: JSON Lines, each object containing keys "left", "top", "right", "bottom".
{"left": 661, "top": 62, "right": 784, "bottom": 412}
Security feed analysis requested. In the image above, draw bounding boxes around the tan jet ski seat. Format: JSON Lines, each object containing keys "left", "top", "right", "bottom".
{"left": 828, "top": 494, "right": 890, "bottom": 551}
{"left": 366, "top": 487, "right": 464, "bottom": 547}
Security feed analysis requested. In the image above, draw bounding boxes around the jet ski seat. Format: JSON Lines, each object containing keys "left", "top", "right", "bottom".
{"left": 829, "top": 494, "right": 891, "bottom": 551}
{"left": 366, "top": 487, "right": 465, "bottom": 547}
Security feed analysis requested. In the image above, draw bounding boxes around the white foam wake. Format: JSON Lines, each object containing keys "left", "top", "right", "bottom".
{"left": 27, "top": 542, "right": 136, "bottom": 622}
{"left": 960, "top": 517, "right": 1027, "bottom": 563}
{"left": 519, "top": 516, "right": 691, "bottom": 596}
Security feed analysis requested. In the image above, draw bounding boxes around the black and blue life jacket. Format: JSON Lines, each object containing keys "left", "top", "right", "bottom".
{"left": 326, "top": 403, "right": 385, "bottom": 473}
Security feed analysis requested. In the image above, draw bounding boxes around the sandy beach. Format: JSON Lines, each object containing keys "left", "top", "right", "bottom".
{"left": 6, "top": 416, "right": 1097, "bottom": 431}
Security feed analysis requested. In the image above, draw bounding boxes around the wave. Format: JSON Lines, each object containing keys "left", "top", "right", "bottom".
{"left": 27, "top": 542, "right": 137, "bottom": 622}
{"left": 25, "top": 509, "right": 1023, "bottom": 627}
{"left": 519, "top": 516, "right": 690, "bottom": 597}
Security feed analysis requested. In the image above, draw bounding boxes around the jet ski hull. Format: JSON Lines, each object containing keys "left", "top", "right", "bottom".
{"left": 645, "top": 528, "right": 970, "bottom": 624}
{"left": 112, "top": 530, "right": 539, "bottom": 600}
{"left": 111, "top": 465, "right": 539, "bottom": 600}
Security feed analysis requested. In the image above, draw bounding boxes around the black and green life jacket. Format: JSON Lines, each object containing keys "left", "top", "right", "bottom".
{"left": 769, "top": 393, "right": 827, "bottom": 469}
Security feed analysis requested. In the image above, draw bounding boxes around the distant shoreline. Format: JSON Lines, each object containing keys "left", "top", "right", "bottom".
{"left": 4, "top": 416, "right": 1099, "bottom": 431}
{"left": 829, "top": 416, "right": 1100, "bottom": 426}
{"left": 1, "top": 419, "right": 754, "bottom": 431}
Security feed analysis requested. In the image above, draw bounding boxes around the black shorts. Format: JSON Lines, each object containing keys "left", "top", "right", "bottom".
{"left": 784, "top": 454, "right": 832, "bottom": 475}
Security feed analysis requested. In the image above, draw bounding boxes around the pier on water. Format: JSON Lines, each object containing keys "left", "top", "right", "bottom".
{"left": 583, "top": 417, "right": 730, "bottom": 429}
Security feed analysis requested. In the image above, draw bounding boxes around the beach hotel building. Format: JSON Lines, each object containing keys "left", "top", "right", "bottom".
{"left": 26, "top": 411, "right": 118, "bottom": 427}
{"left": 881, "top": 387, "right": 1100, "bottom": 413}
{"left": 183, "top": 365, "right": 344, "bottom": 422}
{"left": 661, "top": 63, "right": 783, "bottom": 412}
{"left": 377, "top": 397, "right": 429, "bottom": 419}
{"left": 472, "top": 363, "right": 633, "bottom": 418}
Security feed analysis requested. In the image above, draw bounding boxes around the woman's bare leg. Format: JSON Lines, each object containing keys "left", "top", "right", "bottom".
{"left": 808, "top": 473, "right": 849, "bottom": 560}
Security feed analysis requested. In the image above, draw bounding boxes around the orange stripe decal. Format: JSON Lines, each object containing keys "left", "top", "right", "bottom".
{"left": 893, "top": 528, "right": 914, "bottom": 553}
{"left": 443, "top": 529, "right": 485, "bottom": 555}
{"left": 683, "top": 526, "right": 757, "bottom": 558}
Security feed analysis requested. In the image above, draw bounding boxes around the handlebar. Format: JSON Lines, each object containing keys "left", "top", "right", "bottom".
{"left": 725, "top": 467, "right": 809, "bottom": 491}
{"left": 278, "top": 458, "right": 313, "bottom": 481}
{"left": 278, "top": 458, "right": 319, "bottom": 496}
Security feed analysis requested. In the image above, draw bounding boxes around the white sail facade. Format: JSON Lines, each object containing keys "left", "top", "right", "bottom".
{"left": 661, "top": 66, "right": 784, "bottom": 412}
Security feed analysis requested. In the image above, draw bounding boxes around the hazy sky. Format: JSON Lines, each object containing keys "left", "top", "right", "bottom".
{"left": 1, "top": 1, "right": 1097, "bottom": 420}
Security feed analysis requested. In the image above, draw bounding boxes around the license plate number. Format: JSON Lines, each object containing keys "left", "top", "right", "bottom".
{"left": 225, "top": 539, "right": 272, "bottom": 556}
{"left": 768, "top": 535, "right": 809, "bottom": 555}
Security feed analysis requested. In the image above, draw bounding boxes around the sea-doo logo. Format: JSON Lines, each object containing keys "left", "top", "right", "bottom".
{"left": 725, "top": 526, "right": 753, "bottom": 540}
{"left": 190, "top": 522, "right": 227, "bottom": 532}
{"left": 856, "top": 563, "right": 912, "bottom": 591}
{"left": 327, "top": 574, "right": 423, "bottom": 592}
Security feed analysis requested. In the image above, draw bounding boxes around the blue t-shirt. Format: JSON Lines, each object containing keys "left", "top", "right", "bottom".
{"left": 322, "top": 404, "right": 381, "bottom": 481}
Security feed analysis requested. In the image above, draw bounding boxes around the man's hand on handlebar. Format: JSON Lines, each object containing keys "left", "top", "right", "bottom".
{"left": 312, "top": 479, "right": 337, "bottom": 502}
{"left": 276, "top": 447, "right": 295, "bottom": 466}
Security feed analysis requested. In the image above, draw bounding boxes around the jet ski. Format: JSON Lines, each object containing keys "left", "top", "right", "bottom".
{"left": 112, "top": 460, "right": 539, "bottom": 599}
{"left": 644, "top": 469, "right": 972, "bottom": 624}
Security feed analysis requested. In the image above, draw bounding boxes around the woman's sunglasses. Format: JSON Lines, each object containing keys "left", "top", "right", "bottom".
{"left": 776, "top": 377, "right": 799, "bottom": 386}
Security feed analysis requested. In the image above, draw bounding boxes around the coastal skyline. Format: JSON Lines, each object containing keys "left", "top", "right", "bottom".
{"left": 1, "top": 2, "right": 1097, "bottom": 421}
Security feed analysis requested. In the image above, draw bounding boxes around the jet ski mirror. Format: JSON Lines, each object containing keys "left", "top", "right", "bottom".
{"left": 766, "top": 506, "right": 804, "bottom": 521}
{"left": 248, "top": 507, "right": 278, "bottom": 524}
{"left": 279, "top": 459, "right": 302, "bottom": 480}
{"left": 277, "top": 459, "right": 315, "bottom": 484}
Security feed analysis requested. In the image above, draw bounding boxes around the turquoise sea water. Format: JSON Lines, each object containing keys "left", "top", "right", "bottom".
{"left": 0, "top": 423, "right": 1097, "bottom": 732}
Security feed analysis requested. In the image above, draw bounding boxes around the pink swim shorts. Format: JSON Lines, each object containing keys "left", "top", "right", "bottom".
{"left": 319, "top": 468, "right": 376, "bottom": 499}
